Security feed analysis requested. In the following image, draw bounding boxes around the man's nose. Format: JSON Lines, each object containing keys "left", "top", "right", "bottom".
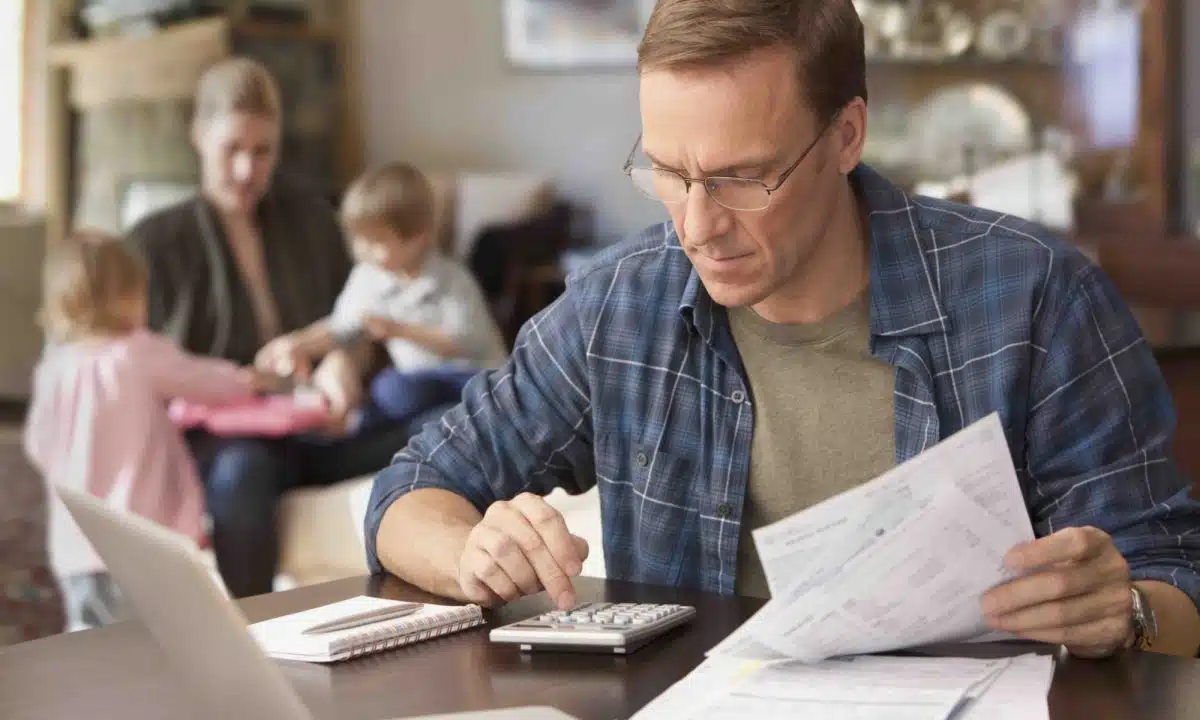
{"left": 682, "top": 182, "right": 731, "bottom": 246}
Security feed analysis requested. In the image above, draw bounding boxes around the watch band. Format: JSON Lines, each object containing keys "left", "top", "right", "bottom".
{"left": 1130, "top": 585, "right": 1157, "bottom": 651}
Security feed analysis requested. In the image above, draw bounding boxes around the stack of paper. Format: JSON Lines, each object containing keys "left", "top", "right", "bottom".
{"left": 636, "top": 414, "right": 1057, "bottom": 719}
{"left": 633, "top": 652, "right": 1055, "bottom": 720}
{"left": 710, "top": 413, "right": 1037, "bottom": 663}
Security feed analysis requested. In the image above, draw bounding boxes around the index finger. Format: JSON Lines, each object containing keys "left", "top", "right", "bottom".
{"left": 498, "top": 513, "right": 577, "bottom": 609}
{"left": 511, "top": 494, "right": 585, "bottom": 574}
{"left": 1004, "top": 526, "right": 1109, "bottom": 571}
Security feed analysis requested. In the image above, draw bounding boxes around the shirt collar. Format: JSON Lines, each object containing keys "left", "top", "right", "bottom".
{"left": 678, "top": 163, "right": 951, "bottom": 343}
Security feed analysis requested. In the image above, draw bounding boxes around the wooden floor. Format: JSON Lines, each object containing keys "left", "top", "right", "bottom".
{"left": 0, "top": 405, "right": 66, "bottom": 645}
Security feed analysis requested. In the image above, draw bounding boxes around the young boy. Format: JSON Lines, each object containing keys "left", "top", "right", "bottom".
{"left": 256, "top": 162, "right": 507, "bottom": 428}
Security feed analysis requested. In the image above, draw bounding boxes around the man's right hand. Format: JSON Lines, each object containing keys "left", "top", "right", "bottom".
{"left": 458, "top": 493, "right": 589, "bottom": 610}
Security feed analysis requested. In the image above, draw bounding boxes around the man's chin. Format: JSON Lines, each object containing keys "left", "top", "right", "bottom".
{"left": 699, "top": 277, "right": 771, "bottom": 310}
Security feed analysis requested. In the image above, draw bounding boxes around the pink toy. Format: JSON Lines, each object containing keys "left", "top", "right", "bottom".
{"left": 168, "top": 392, "right": 330, "bottom": 438}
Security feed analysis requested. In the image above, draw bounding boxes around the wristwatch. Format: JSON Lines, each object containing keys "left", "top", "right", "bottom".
{"left": 1129, "top": 584, "right": 1158, "bottom": 651}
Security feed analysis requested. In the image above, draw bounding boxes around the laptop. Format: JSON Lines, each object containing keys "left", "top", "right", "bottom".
{"left": 56, "top": 485, "right": 576, "bottom": 720}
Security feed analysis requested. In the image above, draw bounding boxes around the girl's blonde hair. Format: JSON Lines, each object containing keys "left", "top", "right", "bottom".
{"left": 193, "top": 56, "right": 282, "bottom": 128}
{"left": 39, "top": 231, "right": 147, "bottom": 342}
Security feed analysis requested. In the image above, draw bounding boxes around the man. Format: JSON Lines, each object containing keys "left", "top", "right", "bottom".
{"left": 366, "top": 0, "right": 1200, "bottom": 658}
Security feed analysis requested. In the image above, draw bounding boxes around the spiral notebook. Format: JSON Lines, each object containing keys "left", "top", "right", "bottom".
{"left": 249, "top": 596, "right": 485, "bottom": 663}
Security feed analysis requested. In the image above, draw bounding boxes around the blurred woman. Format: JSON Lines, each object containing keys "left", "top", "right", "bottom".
{"left": 127, "top": 58, "right": 424, "bottom": 598}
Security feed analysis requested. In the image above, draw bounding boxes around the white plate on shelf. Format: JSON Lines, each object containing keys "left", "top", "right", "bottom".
{"left": 907, "top": 83, "right": 1034, "bottom": 180}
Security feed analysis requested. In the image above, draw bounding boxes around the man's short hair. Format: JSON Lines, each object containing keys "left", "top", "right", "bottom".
{"left": 638, "top": 0, "right": 867, "bottom": 122}
{"left": 340, "top": 163, "right": 435, "bottom": 239}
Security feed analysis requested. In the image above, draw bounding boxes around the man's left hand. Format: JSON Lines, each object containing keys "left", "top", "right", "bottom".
{"left": 310, "top": 350, "right": 365, "bottom": 435}
{"left": 982, "top": 526, "right": 1134, "bottom": 658}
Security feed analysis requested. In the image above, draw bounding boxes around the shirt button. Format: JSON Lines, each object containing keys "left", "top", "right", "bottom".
{"left": 634, "top": 452, "right": 648, "bottom": 467}
{"left": 716, "top": 503, "right": 734, "bottom": 518}
{"left": 731, "top": 390, "right": 746, "bottom": 404}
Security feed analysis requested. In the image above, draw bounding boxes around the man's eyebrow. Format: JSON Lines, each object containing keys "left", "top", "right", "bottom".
{"left": 642, "top": 147, "right": 781, "bottom": 176}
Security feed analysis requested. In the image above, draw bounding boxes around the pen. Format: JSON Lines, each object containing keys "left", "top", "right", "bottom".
{"left": 301, "top": 602, "right": 423, "bottom": 635}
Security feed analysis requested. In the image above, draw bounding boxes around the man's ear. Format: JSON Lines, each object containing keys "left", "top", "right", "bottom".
{"left": 835, "top": 97, "right": 868, "bottom": 176}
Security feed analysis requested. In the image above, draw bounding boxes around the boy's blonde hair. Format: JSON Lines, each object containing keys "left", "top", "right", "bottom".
{"left": 193, "top": 57, "right": 282, "bottom": 128}
{"left": 39, "top": 231, "right": 147, "bottom": 342}
{"left": 340, "top": 163, "right": 435, "bottom": 240}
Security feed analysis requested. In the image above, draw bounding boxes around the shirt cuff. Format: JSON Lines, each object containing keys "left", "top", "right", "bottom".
{"left": 363, "top": 462, "right": 491, "bottom": 574}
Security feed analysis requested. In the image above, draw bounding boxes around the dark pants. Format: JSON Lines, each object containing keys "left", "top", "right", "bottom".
{"left": 358, "top": 367, "right": 477, "bottom": 431}
{"left": 187, "top": 407, "right": 447, "bottom": 599}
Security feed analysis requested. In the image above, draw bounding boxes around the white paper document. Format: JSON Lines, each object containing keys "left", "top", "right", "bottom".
{"left": 955, "top": 654, "right": 1055, "bottom": 720}
{"left": 709, "top": 413, "right": 1037, "bottom": 663}
{"left": 633, "top": 653, "right": 1054, "bottom": 720}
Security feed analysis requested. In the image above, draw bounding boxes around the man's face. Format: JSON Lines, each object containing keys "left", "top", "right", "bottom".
{"left": 639, "top": 47, "right": 864, "bottom": 313}
{"left": 192, "top": 112, "right": 279, "bottom": 215}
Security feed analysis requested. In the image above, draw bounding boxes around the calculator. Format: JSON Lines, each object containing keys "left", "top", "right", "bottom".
{"left": 488, "top": 601, "right": 697, "bottom": 654}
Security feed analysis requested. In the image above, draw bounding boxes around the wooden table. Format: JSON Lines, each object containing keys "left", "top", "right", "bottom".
{"left": 1, "top": 575, "right": 1198, "bottom": 719}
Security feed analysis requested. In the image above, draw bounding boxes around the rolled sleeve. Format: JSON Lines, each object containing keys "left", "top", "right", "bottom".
{"left": 1026, "top": 264, "right": 1200, "bottom": 609}
{"left": 364, "top": 287, "right": 596, "bottom": 572}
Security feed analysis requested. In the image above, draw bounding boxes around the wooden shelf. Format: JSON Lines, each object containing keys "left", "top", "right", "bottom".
{"left": 867, "top": 55, "right": 1061, "bottom": 72}
{"left": 48, "top": 17, "right": 337, "bottom": 109}
{"left": 50, "top": 18, "right": 232, "bottom": 108}
{"left": 233, "top": 20, "right": 339, "bottom": 44}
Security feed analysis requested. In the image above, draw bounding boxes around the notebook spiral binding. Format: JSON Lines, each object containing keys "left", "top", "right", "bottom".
{"left": 336, "top": 606, "right": 485, "bottom": 659}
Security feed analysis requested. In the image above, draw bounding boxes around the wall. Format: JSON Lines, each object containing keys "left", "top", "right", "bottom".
{"left": 355, "top": 0, "right": 667, "bottom": 243}
{"left": 0, "top": 212, "right": 46, "bottom": 399}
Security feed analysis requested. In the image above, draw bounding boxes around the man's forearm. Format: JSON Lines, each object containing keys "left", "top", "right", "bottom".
{"left": 1140, "top": 580, "right": 1200, "bottom": 657}
{"left": 376, "top": 488, "right": 482, "bottom": 600}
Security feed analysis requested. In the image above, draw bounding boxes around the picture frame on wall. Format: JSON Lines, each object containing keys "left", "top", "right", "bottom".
{"left": 503, "top": 0, "right": 656, "bottom": 70}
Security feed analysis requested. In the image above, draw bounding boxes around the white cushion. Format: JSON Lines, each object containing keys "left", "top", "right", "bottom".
{"left": 278, "top": 477, "right": 606, "bottom": 588}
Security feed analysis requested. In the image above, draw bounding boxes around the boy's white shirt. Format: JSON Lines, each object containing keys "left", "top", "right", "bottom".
{"left": 329, "top": 254, "right": 508, "bottom": 372}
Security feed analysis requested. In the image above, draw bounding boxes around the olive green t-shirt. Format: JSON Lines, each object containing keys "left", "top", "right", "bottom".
{"left": 728, "top": 293, "right": 897, "bottom": 598}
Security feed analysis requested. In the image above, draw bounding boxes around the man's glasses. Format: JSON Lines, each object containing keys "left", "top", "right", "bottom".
{"left": 622, "top": 115, "right": 836, "bottom": 212}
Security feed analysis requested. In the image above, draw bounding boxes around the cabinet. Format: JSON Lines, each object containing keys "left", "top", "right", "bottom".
{"left": 45, "top": 5, "right": 362, "bottom": 240}
{"left": 857, "top": 0, "right": 1179, "bottom": 236}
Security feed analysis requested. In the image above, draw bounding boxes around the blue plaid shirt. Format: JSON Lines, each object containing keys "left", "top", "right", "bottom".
{"left": 366, "top": 165, "right": 1200, "bottom": 608}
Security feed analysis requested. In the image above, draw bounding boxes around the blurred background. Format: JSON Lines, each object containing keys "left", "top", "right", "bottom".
{"left": 3, "top": 0, "right": 1200, "bottom": 644}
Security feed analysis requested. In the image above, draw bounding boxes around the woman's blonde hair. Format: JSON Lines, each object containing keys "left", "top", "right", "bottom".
{"left": 340, "top": 163, "right": 435, "bottom": 239}
{"left": 39, "top": 231, "right": 147, "bottom": 342}
{"left": 193, "top": 56, "right": 282, "bottom": 127}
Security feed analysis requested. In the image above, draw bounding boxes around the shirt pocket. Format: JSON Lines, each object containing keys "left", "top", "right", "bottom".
{"left": 595, "top": 432, "right": 699, "bottom": 586}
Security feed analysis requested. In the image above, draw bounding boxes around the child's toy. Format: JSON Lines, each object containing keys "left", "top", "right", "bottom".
{"left": 168, "top": 390, "right": 330, "bottom": 438}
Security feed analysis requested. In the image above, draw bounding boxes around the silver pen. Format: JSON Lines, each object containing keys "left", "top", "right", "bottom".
{"left": 301, "top": 602, "right": 423, "bottom": 635}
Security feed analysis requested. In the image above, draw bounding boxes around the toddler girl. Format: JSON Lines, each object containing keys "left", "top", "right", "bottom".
{"left": 24, "top": 231, "right": 262, "bottom": 630}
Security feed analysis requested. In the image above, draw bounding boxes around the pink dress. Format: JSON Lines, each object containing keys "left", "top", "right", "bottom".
{"left": 23, "top": 329, "right": 255, "bottom": 578}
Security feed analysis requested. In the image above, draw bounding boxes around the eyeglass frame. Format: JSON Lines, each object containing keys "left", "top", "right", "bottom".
{"left": 621, "top": 111, "right": 841, "bottom": 212}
